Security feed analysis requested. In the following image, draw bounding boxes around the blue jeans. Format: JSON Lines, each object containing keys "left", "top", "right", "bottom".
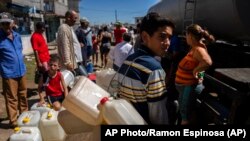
{"left": 87, "top": 46, "right": 93, "bottom": 59}
{"left": 74, "top": 64, "right": 88, "bottom": 76}
{"left": 175, "top": 83, "right": 204, "bottom": 121}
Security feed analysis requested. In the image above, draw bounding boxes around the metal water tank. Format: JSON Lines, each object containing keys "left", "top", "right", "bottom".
{"left": 148, "top": 0, "right": 250, "bottom": 42}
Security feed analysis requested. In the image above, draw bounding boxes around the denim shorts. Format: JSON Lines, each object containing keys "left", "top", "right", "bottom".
{"left": 175, "top": 83, "right": 204, "bottom": 121}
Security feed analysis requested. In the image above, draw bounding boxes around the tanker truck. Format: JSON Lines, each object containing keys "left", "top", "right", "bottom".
{"left": 148, "top": 0, "right": 250, "bottom": 124}
{"left": 148, "top": 0, "right": 250, "bottom": 43}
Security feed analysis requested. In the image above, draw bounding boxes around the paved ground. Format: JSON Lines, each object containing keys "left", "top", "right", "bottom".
{"left": 0, "top": 46, "right": 113, "bottom": 141}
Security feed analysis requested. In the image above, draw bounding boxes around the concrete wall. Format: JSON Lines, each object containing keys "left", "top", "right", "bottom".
{"left": 21, "top": 35, "right": 33, "bottom": 56}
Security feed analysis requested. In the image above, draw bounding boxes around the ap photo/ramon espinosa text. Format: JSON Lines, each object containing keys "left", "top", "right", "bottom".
{"left": 101, "top": 126, "right": 248, "bottom": 140}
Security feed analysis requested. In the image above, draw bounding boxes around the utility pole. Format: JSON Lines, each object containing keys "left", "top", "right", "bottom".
{"left": 115, "top": 10, "right": 117, "bottom": 22}
{"left": 40, "top": 0, "right": 44, "bottom": 22}
{"left": 31, "top": 0, "right": 44, "bottom": 22}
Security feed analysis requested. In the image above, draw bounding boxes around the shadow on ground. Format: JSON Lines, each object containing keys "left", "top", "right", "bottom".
{"left": 0, "top": 88, "right": 40, "bottom": 129}
{"left": 27, "top": 88, "right": 38, "bottom": 98}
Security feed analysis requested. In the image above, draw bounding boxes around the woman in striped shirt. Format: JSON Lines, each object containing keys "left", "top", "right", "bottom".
{"left": 175, "top": 24, "right": 215, "bottom": 125}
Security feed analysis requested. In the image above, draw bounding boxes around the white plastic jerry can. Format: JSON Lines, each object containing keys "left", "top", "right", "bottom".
{"left": 62, "top": 76, "right": 110, "bottom": 125}
{"left": 96, "top": 68, "right": 116, "bottom": 91}
{"left": 61, "top": 69, "right": 75, "bottom": 88}
{"left": 9, "top": 127, "right": 42, "bottom": 141}
{"left": 30, "top": 102, "right": 52, "bottom": 116}
{"left": 57, "top": 110, "right": 95, "bottom": 134}
{"left": 99, "top": 97, "right": 147, "bottom": 125}
{"left": 17, "top": 111, "right": 40, "bottom": 127}
{"left": 39, "top": 110, "right": 66, "bottom": 141}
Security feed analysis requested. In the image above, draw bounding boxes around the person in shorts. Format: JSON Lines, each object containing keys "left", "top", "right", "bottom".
{"left": 38, "top": 55, "right": 68, "bottom": 111}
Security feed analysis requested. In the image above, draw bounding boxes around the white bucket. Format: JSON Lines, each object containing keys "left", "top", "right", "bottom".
{"left": 17, "top": 111, "right": 40, "bottom": 127}
{"left": 61, "top": 69, "right": 75, "bottom": 88}
{"left": 99, "top": 97, "right": 147, "bottom": 125}
{"left": 62, "top": 76, "right": 110, "bottom": 125}
{"left": 96, "top": 68, "right": 116, "bottom": 92}
{"left": 30, "top": 102, "right": 52, "bottom": 115}
{"left": 39, "top": 110, "right": 66, "bottom": 141}
{"left": 9, "top": 127, "right": 42, "bottom": 141}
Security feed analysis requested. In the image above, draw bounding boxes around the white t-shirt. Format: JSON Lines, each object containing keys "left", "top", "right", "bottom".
{"left": 109, "top": 41, "right": 134, "bottom": 68}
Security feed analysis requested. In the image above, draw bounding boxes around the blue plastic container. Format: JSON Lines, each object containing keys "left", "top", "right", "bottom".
{"left": 86, "top": 62, "right": 94, "bottom": 73}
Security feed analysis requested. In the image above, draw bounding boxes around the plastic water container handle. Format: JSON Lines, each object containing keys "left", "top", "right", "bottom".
{"left": 22, "top": 129, "right": 32, "bottom": 134}
{"left": 100, "top": 97, "right": 109, "bottom": 105}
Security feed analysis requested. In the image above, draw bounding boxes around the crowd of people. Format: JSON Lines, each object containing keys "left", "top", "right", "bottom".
{"left": 0, "top": 9, "right": 215, "bottom": 128}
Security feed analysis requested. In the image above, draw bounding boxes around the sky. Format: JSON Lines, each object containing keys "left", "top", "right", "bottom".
{"left": 79, "top": 0, "right": 161, "bottom": 25}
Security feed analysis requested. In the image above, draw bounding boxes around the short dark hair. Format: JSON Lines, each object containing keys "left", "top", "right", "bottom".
{"left": 103, "top": 26, "right": 108, "bottom": 31}
{"left": 123, "top": 33, "right": 131, "bottom": 42}
{"left": 50, "top": 55, "right": 60, "bottom": 63}
{"left": 65, "top": 10, "right": 75, "bottom": 18}
{"left": 140, "top": 12, "right": 175, "bottom": 36}
{"left": 36, "top": 22, "right": 45, "bottom": 29}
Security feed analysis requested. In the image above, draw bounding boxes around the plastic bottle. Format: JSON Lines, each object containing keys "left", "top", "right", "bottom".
{"left": 30, "top": 102, "right": 52, "bottom": 115}
{"left": 39, "top": 110, "right": 66, "bottom": 141}
{"left": 86, "top": 62, "right": 94, "bottom": 73}
{"left": 99, "top": 97, "right": 147, "bottom": 125}
{"left": 61, "top": 69, "right": 75, "bottom": 88}
{"left": 62, "top": 76, "right": 110, "bottom": 125}
{"left": 96, "top": 68, "right": 116, "bottom": 91}
{"left": 10, "top": 127, "right": 42, "bottom": 141}
{"left": 78, "top": 65, "right": 88, "bottom": 76}
{"left": 17, "top": 111, "right": 40, "bottom": 127}
{"left": 198, "top": 71, "right": 205, "bottom": 79}
{"left": 57, "top": 110, "right": 94, "bottom": 134}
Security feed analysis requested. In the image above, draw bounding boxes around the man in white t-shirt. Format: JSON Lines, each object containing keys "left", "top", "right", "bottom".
{"left": 109, "top": 33, "right": 134, "bottom": 71}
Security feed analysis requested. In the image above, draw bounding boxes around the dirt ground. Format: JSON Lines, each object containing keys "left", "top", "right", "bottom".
{"left": 0, "top": 81, "right": 40, "bottom": 141}
{"left": 0, "top": 47, "right": 113, "bottom": 141}
{"left": 0, "top": 55, "right": 42, "bottom": 141}
{"left": 0, "top": 47, "right": 57, "bottom": 141}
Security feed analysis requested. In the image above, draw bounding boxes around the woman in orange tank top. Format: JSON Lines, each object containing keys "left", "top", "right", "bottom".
{"left": 175, "top": 24, "right": 214, "bottom": 125}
